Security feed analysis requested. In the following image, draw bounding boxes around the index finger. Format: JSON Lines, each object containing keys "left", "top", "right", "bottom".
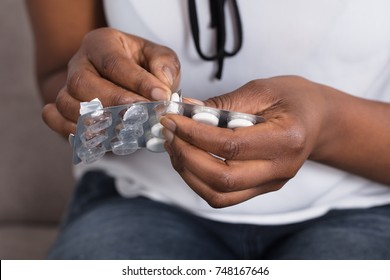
{"left": 85, "top": 29, "right": 179, "bottom": 100}
{"left": 67, "top": 56, "right": 149, "bottom": 106}
{"left": 166, "top": 130, "right": 288, "bottom": 193}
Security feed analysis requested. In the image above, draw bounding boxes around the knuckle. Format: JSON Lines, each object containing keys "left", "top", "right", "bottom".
{"left": 274, "top": 179, "right": 289, "bottom": 191}
{"left": 55, "top": 90, "right": 75, "bottom": 119}
{"left": 161, "top": 49, "right": 181, "bottom": 70}
{"left": 206, "top": 193, "right": 229, "bottom": 209}
{"left": 106, "top": 88, "right": 129, "bottom": 106}
{"left": 221, "top": 138, "right": 242, "bottom": 160}
{"left": 204, "top": 95, "right": 233, "bottom": 111}
{"left": 284, "top": 168, "right": 298, "bottom": 181}
{"left": 55, "top": 89, "right": 66, "bottom": 107}
{"left": 271, "top": 155, "right": 301, "bottom": 182}
{"left": 270, "top": 182, "right": 284, "bottom": 192}
{"left": 181, "top": 123, "right": 198, "bottom": 144}
{"left": 83, "top": 27, "right": 117, "bottom": 43}
{"left": 218, "top": 170, "right": 237, "bottom": 192}
{"left": 246, "top": 79, "right": 276, "bottom": 104}
{"left": 268, "top": 118, "right": 308, "bottom": 178}
{"left": 285, "top": 124, "right": 307, "bottom": 156}
{"left": 171, "top": 54, "right": 181, "bottom": 72}
{"left": 264, "top": 181, "right": 286, "bottom": 194}
{"left": 100, "top": 53, "right": 120, "bottom": 77}
{"left": 107, "top": 94, "right": 121, "bottom": 107}
{"left": 246, "top": 79, "right": 260, "bottom": 91}
{"left": 247, "top": 80, "right": 271, "bottom": 96}
{"left": 66, "top": 70, "right": 86, "bottom": 94}
{"left": 132, "top": 69, "right": 150, "bottom": 93}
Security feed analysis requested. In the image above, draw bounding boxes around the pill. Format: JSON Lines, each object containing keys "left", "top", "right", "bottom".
{"left": 227, "top": 118, "right": 255, "bottom": 129}
{"left": 170, "top": 92, "right": 181, "bottom": 102}
{"left": 151, "top": 123, "right": 165, "bottom": 138}
{"left": 166, "top": 103, "right": 181, "bottom": 114}
{"left": 146, "top": 137, "right": 166, "bottom": 153}
{"left": 72, "top": 91, "right": 263, "bottom": 165}
{"left": 192, "top": 112, "right": 219, "bottom": 126}
{"left": 166, "top": 92, "right": 182, "bottom": 114}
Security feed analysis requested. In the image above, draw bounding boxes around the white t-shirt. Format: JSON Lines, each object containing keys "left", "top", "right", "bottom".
{"left": 75, "top": 0, "right": 390, "bottom": 225}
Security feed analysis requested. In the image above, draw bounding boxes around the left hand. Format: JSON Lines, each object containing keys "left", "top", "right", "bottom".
{"left": 160, "top": 76, "right": 330, "bottom": 208}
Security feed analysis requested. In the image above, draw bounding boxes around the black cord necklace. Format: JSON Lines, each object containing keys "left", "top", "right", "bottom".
{"left": 188, "top": 0, "right": 243, "bottom": 80}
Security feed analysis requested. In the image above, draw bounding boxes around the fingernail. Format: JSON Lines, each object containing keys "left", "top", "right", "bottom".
{"left": 160, "top": 116, "right": 175, "bottom": 145}
{"left": 151, "top": 88, "right": 169, "bottom": 101}
{"left": 162, "top": 66, "right": 174, "bottom": 86}
{"left": 160, "top": 116, "right": 176, "bottom": 132}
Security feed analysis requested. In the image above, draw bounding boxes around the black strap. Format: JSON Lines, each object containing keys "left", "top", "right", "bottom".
{"left": 188, "top": 0, "right": 243, "bottom": 79}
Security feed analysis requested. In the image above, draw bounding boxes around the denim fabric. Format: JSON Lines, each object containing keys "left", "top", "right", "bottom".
{"left": 48, "top": 171, "right": 390, "bottom": 260}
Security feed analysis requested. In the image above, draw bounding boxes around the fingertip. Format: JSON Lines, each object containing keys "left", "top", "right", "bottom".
{"left": 41, "top": 102, "right": 77, "bottom": 138}
{"left": 151, "top": 87, "right": 170, "bottom": 101}
{"left": 160, "top": 116, "right": 177, "bottom": 132}
{"left": 41, "top": 103, "right": 55, "bottom": 127}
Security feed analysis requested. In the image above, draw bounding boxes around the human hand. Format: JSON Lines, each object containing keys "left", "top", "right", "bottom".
{"left": 160, "top": 76, "right": 330, "bottom": 207}
{"left": 43, "top": 27, "right": 181, "bottom": 137}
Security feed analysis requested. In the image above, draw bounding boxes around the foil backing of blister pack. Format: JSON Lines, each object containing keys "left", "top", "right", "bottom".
{"left": 71, "top": 100, "right": 265, "bottom": 165}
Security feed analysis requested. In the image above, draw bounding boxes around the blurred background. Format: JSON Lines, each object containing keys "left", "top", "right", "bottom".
{"left": 0, "top": 0, "right": 74, "bottom": 259}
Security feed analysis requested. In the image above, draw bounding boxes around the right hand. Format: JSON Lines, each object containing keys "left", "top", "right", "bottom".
{"left": 42, "top": 27, "right": 181, "bottom": 137}
{"left": 161, "top": 76, "right": 328, "bottom": 207}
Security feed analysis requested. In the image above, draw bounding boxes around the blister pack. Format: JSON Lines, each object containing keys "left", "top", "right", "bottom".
{"left": 70, "top": 92, "right": 265, "bottom": 164}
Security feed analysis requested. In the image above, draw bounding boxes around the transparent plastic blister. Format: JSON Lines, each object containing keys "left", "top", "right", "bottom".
{"left": 71, "top": 94, "right": 265, "bottom": 164}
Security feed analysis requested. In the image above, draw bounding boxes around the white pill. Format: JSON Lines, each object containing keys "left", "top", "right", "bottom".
{"left": 192, "top": 112, "right": 219, "bottom": 126}
{"left": 151, "top": 123, "right": 164, "bottom": 138}
{"left": 166, "top": 103, "right": 181, "bottom": 114}
{"left": 166, "top": 92, "right": 182, "bottom": 114}
{"left": 170, "top": 92, "right": 181, "bottom": 102}
{"left": 146, "top": 137, "right": 166, "bottom": 153}
{"left": 227, "top": 118, "right": 254, "bottom": 129}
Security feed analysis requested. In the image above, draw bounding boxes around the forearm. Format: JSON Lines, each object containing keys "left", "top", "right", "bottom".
{"left": 310, "top": 84, "right": 390, "bottom": 186}
{"left": 25, "top": 0, "right": 106, "bottom": 104}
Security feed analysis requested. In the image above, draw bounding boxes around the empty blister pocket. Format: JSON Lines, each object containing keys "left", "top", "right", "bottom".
{"left": 71, "top": 99, "right": 265, "bottom": 164}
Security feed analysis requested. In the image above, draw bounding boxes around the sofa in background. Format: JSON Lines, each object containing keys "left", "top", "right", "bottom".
{"left": 0, "top": 0, "right": 75, "bottom": 259}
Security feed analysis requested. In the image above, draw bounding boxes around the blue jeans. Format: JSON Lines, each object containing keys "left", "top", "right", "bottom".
{"left": 48, "top": 171, "right": 390, "bottom": 259}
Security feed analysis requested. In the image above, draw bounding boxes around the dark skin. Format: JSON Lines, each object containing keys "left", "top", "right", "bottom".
{"left": 26, "top": 0, "right": 390, "bottom": 208}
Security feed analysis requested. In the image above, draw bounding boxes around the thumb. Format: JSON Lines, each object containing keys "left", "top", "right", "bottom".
{"left": 203, "top": 80, "right": 276, "bottom": 115}
{"left": 202, "top": 85, "right": 257, "bottom": 115}
{"left": 143, "top": 42, "right": 181, "bottom": 91}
